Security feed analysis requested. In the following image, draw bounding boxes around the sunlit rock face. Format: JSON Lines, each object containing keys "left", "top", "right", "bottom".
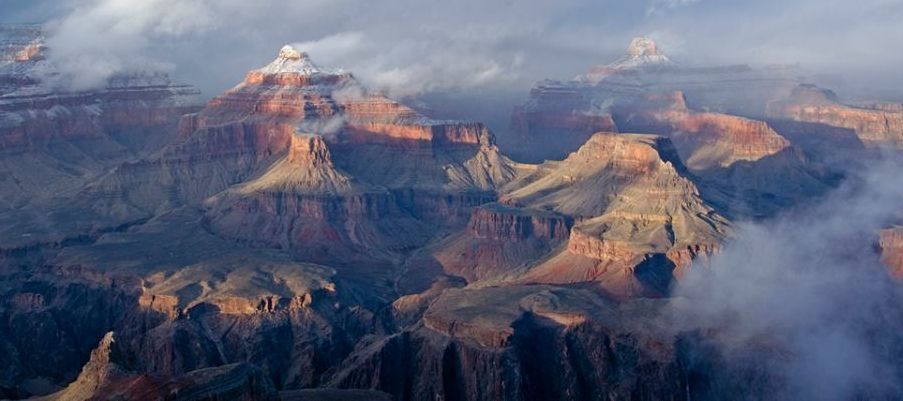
{"left": 4, "top": 25, "right": 898, "bottom": 401}
{"left": 767, "top": 84, "right": 903, "bottom": 148}
{"left": 499, "top": 133, "right": 729, "bottom": 297}
{"left": 507, "top": 38, "right": 837, "bottom": 221}
{"left": 427, "top": 132, "right": 729, "bottom": 296}
{"left": 172, "top": 45, "right": 508, "bottom": 176}
{"left": 612, "top": 91, "right": 791, "bottom": 170}
{"left": 152, "top": 46, "right": 518, "bottom": 260}
{"left": 181, "top": 45, "right": 493, "bottom": 155}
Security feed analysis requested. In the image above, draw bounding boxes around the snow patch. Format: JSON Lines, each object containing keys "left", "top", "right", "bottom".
{"left": 254, "top": 45, "right": 342, "bottom": 76}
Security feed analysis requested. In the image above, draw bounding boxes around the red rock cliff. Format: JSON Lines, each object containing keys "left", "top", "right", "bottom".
{"left": 767, "top": 84, "right": 903, "bottom": 148}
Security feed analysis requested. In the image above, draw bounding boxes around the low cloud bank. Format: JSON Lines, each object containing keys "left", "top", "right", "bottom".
{"left": 672, "top": 155, "right": 903, "bottom": 399}
{"left": 12, "top": 0, "right": 899, "bottom": 99}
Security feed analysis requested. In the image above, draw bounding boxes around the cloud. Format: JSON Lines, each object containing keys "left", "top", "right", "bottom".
{"left": 36, "top": 0, "right": 339, "bottom": 90}
{"left": 7, "top": 0, "right": 903, "bottom": 100}
{"left": 646, "top": 0, "right": 702, "bottom": 16}
{"left": 291, "top": 31, "right": 514, "bottom": 98}
{"left": 671, "top": 155, "right": 903, "bottom": 399}
{"left": 295, "top": 114, "right": 346, "bottom": 137}
{"left": 40, "top": 0, "right": 216, "bottom": 89}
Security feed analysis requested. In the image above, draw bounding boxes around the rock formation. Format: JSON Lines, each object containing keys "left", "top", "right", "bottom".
{"left": 508, "top": 37, "right": 801, "bottom": 162}
{"left": 767, "top": 84, "right": 903, "bottom": 148}
{"left": 429, "top": 203, "right": 574, "bottom": 282}
{"left": 37, "top": 332, "right": 279, "bottom": 401}
{"left": 509, "top": 90, "right": 618, "bottom": 163}
{"left": 0, "top": 25, "right": 201, "bottom": 249}
{"left": 65, "top": 45, "right": 523, "bottom": 267}
{"left": 417, "top": 132, "right": 729, "bottom": 296}
{"left": 3, "top": 27, "right": 901, "bottom": 401}
{"left": 612, "top": 91, "right": 791, "bottom": 170}
{"left": 880, "top": 226, "right": 903, "bottom": 278}
{"left": 0, "top": 24, "right": 44, "bottom": 92}
{"left": 501, "top": 133, "right": 729, "bottom": 296}
{"left": 579, "top": 36, "right": 676, "bottom": 80}
{"left": 332, "top": 285, "right": 688, "bottom": 401}
{"left": 507, "top": 38, "right": 836, "bottom": 220}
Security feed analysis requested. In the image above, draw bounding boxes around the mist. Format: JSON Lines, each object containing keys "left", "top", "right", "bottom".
{"left": 4, "top": 0, "right": 902, "bottom": 104}
{"left": 671, "top": 155, "right": 903, "bottom": 400}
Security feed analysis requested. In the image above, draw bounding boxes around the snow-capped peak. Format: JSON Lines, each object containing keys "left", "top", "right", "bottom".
{"left": 255, "top": 45, "right": 339, "bottom": 75}
{"left": 575, "top": 37, "right": 676, "bottom": 82}
{"left": 626, "top": 37, "right": 661, "bottom": 57}
{"left": 278, "top": 45, "right": 304, "bottom": 61}
{"left": 609, "top": 37, "right": 674, "bottom": 69}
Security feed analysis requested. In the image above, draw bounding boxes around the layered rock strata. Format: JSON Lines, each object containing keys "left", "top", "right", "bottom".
{"left": 767, "top": 84, "right": 903, "bottom": 148}
{"left": 502, "top": 133, "right": 729, "bottom": 296}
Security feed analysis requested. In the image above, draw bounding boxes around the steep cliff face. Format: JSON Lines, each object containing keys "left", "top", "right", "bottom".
{"left": 606, "top": 91, "right": 835, "bottom": 219}
{"left": 501, "top": 133, "right": 729, "bottom": 296}
{"left": 880, "top": 226, "right": 903, "bottom": 278}
{"left": 342, "top": 94, "right": 492, "bottom": 147}
{"left": 468, "top": 204, "right": 572, "bottom": 242}
{"left": 332, "top": 286, "right": 687, "bottom": 401}
{"left": 767, "top": 84, "right": 903, "bottom": 148}
{"left": 429, "top": 204, "right": 573, "bottom": 282}
{"left": 506, "top": 39, "right": 831, "bottom": 221}
{"left": 75, "top": 46, "right": 521, "bottom": 267}
{"left": 37, "top": 332, "right": 279, "bottom": 401}
{"left": 613, "top": 92, "right": 791, "bottom": 170}
{"left": 0, "top": 266, "right": 146, "bottom": 398}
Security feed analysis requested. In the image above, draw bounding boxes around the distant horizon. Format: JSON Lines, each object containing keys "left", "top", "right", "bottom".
{"left": 3, "top": 0, "right": 901, "bottom": 104}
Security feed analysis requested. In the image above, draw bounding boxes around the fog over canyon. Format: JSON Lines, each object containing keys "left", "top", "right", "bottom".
{"left": 1, "top": 1, "right": 903, "bottom": 400}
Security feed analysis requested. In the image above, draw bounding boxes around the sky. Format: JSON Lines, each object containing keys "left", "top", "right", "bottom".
{"left": 3, "top": 0, "right": 903, "bottom": 108}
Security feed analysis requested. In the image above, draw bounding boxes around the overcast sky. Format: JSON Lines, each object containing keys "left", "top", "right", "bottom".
{"left": 3, "top": 0, "right": 902, "bottom": 102}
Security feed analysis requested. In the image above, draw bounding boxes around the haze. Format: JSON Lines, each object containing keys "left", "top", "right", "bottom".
{"left": 4, "top": 0, "right": 902, "bottom": 103}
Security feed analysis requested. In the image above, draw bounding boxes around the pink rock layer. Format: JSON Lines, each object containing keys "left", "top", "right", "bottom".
{"left": 880, "top": 227, "right": 903, "bottom": 279}
{"left": 767, "top": 84, "right": 903, "bottom": 147}
{"left": 614, "top": 92, "right": 790, "bottom": 169}
{"left": 468, "top": 206, "right": 572, "bottom": 243}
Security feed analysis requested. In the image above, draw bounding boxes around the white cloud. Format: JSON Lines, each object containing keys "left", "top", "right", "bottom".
{"left": 291, "top": 31, "right": 516, "bottom": 98}
{"left": 672, "top": 156, "right": 903, "bottom": 399}
{"left": 15, "top": 0, "right": 903, "bottom": 98}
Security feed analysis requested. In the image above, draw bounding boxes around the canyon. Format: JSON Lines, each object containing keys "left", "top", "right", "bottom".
{"left": 0, "top": 25, "right": 902, "bottom": 401}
